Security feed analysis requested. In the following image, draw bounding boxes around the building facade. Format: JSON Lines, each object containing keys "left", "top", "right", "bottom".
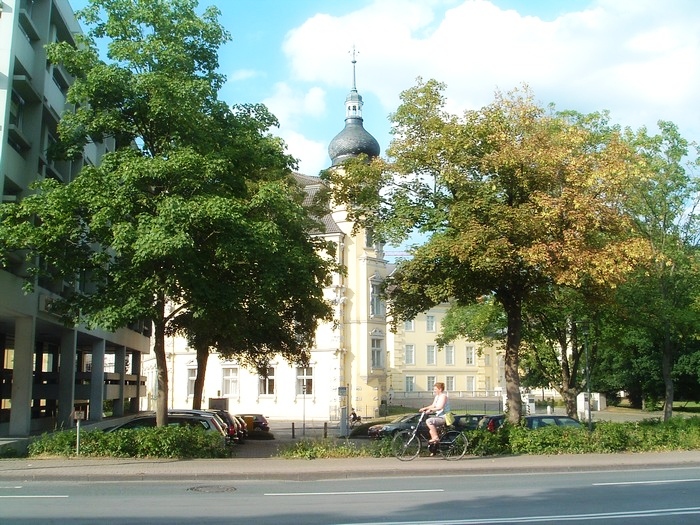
{"left": 0, "top": 0, "right": 150, "bottom": 437}
{"left": 145, "top": 58, "right": 505, "bottom": 422}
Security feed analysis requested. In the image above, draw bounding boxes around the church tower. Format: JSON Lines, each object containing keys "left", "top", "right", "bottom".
{"left": 327, "top": 51, "right": 388, "bottom": 420}
{"left": 328, "top": 48, "right": 381, "bottom": 166}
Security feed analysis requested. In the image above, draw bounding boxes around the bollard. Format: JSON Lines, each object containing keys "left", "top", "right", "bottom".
{"left": 547, "top": 405, "right": 552, "bottom": 415}
{"left": 323, "top": 422, "right": 327, "bottom": 438}
{"left": 292, "top": 422, "right": 295, "bottom": 438}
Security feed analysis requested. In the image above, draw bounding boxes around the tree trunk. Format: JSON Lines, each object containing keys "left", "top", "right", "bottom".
{"left": 192, "top": 342, "right": 209, "bottom": 410}
{"left": 501, "top": 293, "right": 523, "bottom": 424}
{"left": 152, "top": 298, "right": 169, "bottom": 426}
{"left": 662, "top": 328, "right": 674, "bottom": 422}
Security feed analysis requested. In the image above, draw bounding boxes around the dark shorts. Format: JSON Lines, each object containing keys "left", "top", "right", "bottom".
{"left": 427, "top": 416, "right": 445, "bottom": 427}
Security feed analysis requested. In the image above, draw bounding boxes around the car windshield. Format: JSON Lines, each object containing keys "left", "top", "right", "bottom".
{"left": 390, "top": 413, "right": 419, "bottom": 423}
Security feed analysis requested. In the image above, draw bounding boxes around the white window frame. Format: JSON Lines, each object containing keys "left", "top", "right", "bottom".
{"left": 446, "top": 376, "right": 455, "bottom": 391}
{"left": 186, "top": 367, "right": 197, "bottom": 397}
{"left": 404, "top": 319, "right": 414, "bottom": 331}
{"left": 427, "top": 376, "right": 436, "bottom": 392}
{"left": 405, "top": 376, "right": 415, "bottom": 392}
{"left": 222, "top": 366, "right": 239, "bottom": 397}
{"left": 466, "top": 345, "right": 475, "bottom": 366}
{"left": 427, "top": 344, "right": 436, "bottom": 365}
{"left": 370, "top": 281, "right": 384, "bottom": 317}
{"left": 404, "top": 344, "right": 415, "bottom": 365}
{"left": 426, "top": 315, "right": 436, "bottom": 332}
{"left": 371, "top": 338, "right": 384, "bottom": 369}
{"left": 445, "top": 345, "right": 455, "bottom": 366}
{"left": 296, "top": 366, "right": 313, "bottom": 396}
{"left": 259, "top": 366, "right": 275, "bottom": 396}
{"left": 466, "top": 375, "right": 476, "bottom": 393}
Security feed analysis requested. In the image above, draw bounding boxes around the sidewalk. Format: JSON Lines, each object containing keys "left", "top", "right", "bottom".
{"left": 2, "top": 449, "right": 700, "bottom": 482}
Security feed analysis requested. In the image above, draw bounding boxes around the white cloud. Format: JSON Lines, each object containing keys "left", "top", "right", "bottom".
{"left": 263, "top": 82, "right": 328, "bottom": 126}
{"left": 281, "top": 0, "right": 700, "bottom": 144}
{"left": 280, "top": 131, "right": 329, "bottom": 177}
{"left": 229, "top": 69, "right": 261, "bottom": 82}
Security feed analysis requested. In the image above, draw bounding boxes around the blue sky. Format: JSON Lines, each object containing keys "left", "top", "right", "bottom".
{"left": 69, "top": 0, "right": 700, "bottom": 180}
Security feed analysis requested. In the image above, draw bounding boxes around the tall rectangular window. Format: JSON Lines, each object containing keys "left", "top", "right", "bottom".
{"left": 485, "top": 352, "right": 491, "bottom": 366}
{"left": 426, "top": 315, "right": 436, "bottom": 332}
{"left": 445, "top": 345, "right": 455, "bottom": 365}
{"left": 466, "top": 375, "right": 475, "bottom": 393}
{"left": 404, "top": 344, "right": 415, "bottom": 365}
{"left": 297, "top": 366, "right": 313, "bottom": 395}
{"left": 427, "top": 376, "right": 436, "bottom": 391}
{"left": 371, "top": 338, "right": 384, "bottom": 368}
{"left": 427, "top": 344, "right": 436, "bottom": 365}
{"left": 404, "top": 319, "right": 415, "bottom": 331}
{"left": 222, "top": 366, "right": 239, "bottom": 396}
{"left": 187, "top": 368, "right": 197, "bottom": 397}
{"left": 446, "top": 376, "right": 455, "bottom": 391}
{"left": 259, "top": 367, "right": 275, "bottom": 395}
{"left": 466, "top": 346, "right": 475, "bottom": 365}
{"left": 405, "top": 376, "right": 415, "bottom": 392}
{"left": 370, "top": 283, "right": 383, "bottom": 317}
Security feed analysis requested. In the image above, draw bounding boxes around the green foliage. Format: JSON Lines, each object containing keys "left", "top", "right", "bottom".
{"left": 327, "top": 81, "right": 651, "bottom": 422}
{"left": 28, "top": 427, "right": 229, "bottom": 458}
{"left": 278, "top": 438, "right": 369, "bottom": 459}
{"left": 0, "top": 0, "right": 335, "bottom": 426}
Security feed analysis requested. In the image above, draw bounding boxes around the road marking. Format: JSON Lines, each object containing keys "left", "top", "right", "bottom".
{"left": 0, "top": 495, "right": 69, "bottom": 498}
{"left": 265, "top": 489, "right": 444, "bottom": 496}
{"left": 335, "top": 506, "right": 700, "bottom": 524}
{"left": 593, "top": 478, "right": 700, "bottom": 486}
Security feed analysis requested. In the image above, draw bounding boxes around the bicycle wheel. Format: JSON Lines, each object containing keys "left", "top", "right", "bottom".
{"left": 392, "top": 430, "right": 421, "bottom": 461}
{"left": 439, "top": 430, "right": 468, "bottom": 461}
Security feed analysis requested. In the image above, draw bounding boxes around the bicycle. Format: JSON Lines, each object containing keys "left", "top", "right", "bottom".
{"left": 391, "top": 411, "right": 468, "bottom": 461}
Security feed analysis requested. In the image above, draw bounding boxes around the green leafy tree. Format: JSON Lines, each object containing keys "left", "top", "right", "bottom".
{"left": 325, "top": 80, "right": 648, "bottom": 423}
{"left": 0, "top": 0, "right": 333, "bottom": 425}
{"left": 607, "top": 121, "right": 700, "bottom": 419}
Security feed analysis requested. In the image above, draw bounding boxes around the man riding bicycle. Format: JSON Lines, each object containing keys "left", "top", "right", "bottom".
{"left": 419, "top": 382, "right": 449, "bottom": 446}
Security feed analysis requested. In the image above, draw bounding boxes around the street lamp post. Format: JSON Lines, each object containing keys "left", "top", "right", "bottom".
{"left": 302, "top": 383, "right": 306, "bottom": 437}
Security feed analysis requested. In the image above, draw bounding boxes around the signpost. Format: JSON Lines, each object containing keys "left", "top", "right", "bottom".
{"left": 74, "top": 410, "right": 85, "bottom": 454}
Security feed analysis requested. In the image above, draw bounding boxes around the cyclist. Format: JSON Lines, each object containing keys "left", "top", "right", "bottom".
{"left": 419, "top": 382, "right": 449, "bottom": 446}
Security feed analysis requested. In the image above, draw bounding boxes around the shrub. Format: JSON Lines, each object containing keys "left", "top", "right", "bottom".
{"left": 28, "top": 427, "right": 229, "bottom": 458}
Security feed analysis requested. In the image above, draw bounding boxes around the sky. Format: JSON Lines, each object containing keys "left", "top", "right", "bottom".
{"left": 68, "top": 0, "right": 700, "bottom": 181}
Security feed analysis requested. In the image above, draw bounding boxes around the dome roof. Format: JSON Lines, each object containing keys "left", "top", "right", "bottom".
{"left": 328, "top": 50, "right": 380, "bottom": 166}
{"left": 328, "top": 113, "right": 380, "bottom": 166}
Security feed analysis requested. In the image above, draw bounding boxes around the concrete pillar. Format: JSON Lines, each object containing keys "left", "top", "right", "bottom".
{"left": 113, "top": 346, "right": 126, "bottom": 417}
{"left": 9, "top": 317, "right": 36, "bottom": 437}
{"left": 57, "top": 329, "right": 77, "bottom": 429}
{"left": 89, "top": 339, "right": 106, "bottom": 422}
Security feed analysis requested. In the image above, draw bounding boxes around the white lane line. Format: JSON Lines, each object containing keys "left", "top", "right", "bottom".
{"left": 0, "top": 495, "right": 69, "bottom": 498}
{"left": 0, "top": 486, "right": 23, "bottom": 489}
{"left": 265, "top": 489, "right": 444, "bottom": 496}
{"left": 335, "top": 506, "right": 700, "bottom": 524}
{"left": 593, "top": 478, "right": 700, "bottom": 486}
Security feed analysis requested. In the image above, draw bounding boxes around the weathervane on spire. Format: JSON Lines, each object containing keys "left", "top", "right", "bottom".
{"left": 350, "top": 45, "right": 359, "bottom": 91}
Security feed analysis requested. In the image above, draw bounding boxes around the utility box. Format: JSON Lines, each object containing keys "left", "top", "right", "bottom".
{"left": 208, "top": 398, "right": 228, "bottom": 411}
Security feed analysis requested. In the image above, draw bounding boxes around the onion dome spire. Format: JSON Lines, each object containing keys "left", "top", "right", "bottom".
{"left": 328, "top": 48, "right": 380, "bottom": 166}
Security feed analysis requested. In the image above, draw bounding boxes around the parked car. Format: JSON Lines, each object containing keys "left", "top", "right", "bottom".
{"left": 236, "top": 413, "right": 270, "bottom": 432}
{"left": 233, "top": 415, "right": 249, "bottom": 441}
{"left": 105, "top": 411, "right": 228, "bottom": 444}
{"left": 208, "top": 409, "right": 245, "bottom": 444}
{"left": 368, "top": 412, "right": 427, "bottom": 439}
{"left": 453, "top": 414, "right": 487, "bottom": 431}
{"left": 368, "top": 412, "right": 486, "bottom": 439}
{"left": 478, "top": 414, "right": 583, "bottom": 432}
{"left": 168, "top": 409, "right": 229, "bottom": 436}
